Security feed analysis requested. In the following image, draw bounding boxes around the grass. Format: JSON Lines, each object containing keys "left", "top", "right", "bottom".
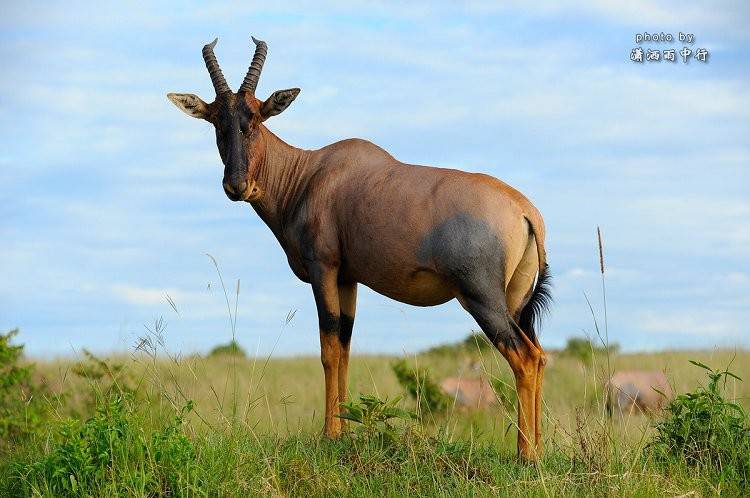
{"left": 2, "top": 242, "right": 747, "bottom": 496}
{"left": 1, "top": 335, "right": 749, "bottom": 496}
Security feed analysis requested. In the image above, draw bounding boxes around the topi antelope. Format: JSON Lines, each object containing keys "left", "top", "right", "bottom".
{"left": 440, "top": 377, "right": 498, "bottom": 410}
{"left": 606, "top": 371, "right": 673, "bottom": 416}
{"left": 167, "top": 37, "right": 552, "bottom": 460}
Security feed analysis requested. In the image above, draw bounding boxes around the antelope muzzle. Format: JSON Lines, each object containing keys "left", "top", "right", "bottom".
{"left": 223, "top": 179, "right": 260, "bottom": 202}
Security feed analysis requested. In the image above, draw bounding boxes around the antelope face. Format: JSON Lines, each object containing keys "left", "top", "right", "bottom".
{"left": 168, "top": 37, "right": 300, "bottom": 202}
{"left": 213, "top": 92, "right": 262, "bottom": 202}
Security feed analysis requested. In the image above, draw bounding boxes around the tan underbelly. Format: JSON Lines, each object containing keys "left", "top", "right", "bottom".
{"left": 361, "top": 269, "right": 455, "bottom": 307}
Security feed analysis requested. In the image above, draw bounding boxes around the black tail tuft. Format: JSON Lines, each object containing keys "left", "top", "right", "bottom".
{"left": 519, "top": 264, "right": 553, "bottom": 343}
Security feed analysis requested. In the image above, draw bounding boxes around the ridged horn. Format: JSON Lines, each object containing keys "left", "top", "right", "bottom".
{"left": 239, "top": 36, "right": 267, "bottom": 94}
{"left": 202, "top": 38, "right": 231, "bottom": 95}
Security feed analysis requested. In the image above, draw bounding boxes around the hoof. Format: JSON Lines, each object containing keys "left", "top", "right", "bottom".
{"left": 518, "top": 449, "right": 540, "bottom": 463}
{"left": 322, "top": 423, "right": 342, "bottom": 439}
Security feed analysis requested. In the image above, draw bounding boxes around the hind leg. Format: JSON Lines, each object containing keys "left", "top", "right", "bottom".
{"left": 458, "top": 293, "right": 542, "bottom": 461}
{"left": 507, "top": 237, "right": 546, "bottom": 452}
{"left": 534, "top": 345, "right": 546, "bottom": 452}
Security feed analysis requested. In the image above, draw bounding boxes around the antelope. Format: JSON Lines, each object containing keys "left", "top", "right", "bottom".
{"left": 440, "top": 377, "right": 498, "bottom": 410}
{"left": 605, "top": 371, "right": 673, "bottom": 416}
{"left": 167, "top": 37, "right": 552, "bottom": 460}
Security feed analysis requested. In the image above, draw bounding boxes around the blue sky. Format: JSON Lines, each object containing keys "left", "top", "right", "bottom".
{"left": 1, "top": 1, "right": 748, "bottom": 357}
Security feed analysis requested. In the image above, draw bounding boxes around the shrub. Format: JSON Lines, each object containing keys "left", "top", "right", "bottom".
{"left": 461, "top": 332, "right": 493, "bottom": 352}
{"left": 72, "top": 350, "right": 126, "bottom": 384}
{"left": 71, "top": 350, "right": 142, "bottom": 415}
{"left": 0, "top": 329, "right": 49, "bottom": 445}
{"left": 15, "top": 393, "right": 196, "bottom": 497}
{"left": 424, "top": 332, "right": 492, "bottom": 356}
{"left": 208, "top": 340, "right": 246, "bottom": 358}
{"left": 561, "top": 336, "right": 619, "bottom": 364}
{"left": 648, "top": 360, "right": 750, "bottom": 488}
{"left": 391, "top": 359, "right": 450, "bottom": 417}
{"left": 338, "top": 394, "right": 415, "bottom": 444}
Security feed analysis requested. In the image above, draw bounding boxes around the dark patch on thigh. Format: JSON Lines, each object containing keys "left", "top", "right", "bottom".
{"left": 417, "top": 213, "right": 506, "bottom": 299}
{"left": 339, "top": 314, "right": 355, "bottom": 347}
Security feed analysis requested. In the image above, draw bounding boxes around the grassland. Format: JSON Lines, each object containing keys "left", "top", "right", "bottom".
{"left": 1, "top": 330, "right": 748, "bottom": 497}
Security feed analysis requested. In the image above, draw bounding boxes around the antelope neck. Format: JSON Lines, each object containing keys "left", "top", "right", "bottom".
{"left": 250, "top": 126, "right": 316, "bottom": 233}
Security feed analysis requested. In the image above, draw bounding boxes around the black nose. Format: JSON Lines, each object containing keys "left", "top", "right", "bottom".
{"left": 223, "top": 180, "right": 248, "bottom": 196}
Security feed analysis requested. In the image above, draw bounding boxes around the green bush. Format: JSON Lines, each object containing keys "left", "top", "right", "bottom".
{"left": 14, "top": 393, "right": 196, "bottom": 497}
{"left": 391, "top": 359, "right": 450, "bottom": 417}
{"left": 648, "top": 360, "right": 750, "bottom": 488}
{"left": 461, "top": 332, "right": 493, "bottom": 352}
{"left": 71, "top": 350, "right": 142, "bottom": 415}
{"left": 207, "top": 340, "right": 246, "bottom": 358}
{"left": 424, "top": 332, "right": 492, "bottom": 356}
{"left": 338, "top": 394, "right": 415, "bottom": 445}
{"left": 561, "top": 336, "right": 619, "bottom": 364}
{"left": 0, "top": 329, "right": 49, "bottom": 445}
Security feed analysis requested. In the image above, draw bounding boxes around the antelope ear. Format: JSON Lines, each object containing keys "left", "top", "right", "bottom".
{"left": 260, "top": 88, "right": 300, "bottom": 120}
{"left": 167, "top": 93, "right": 209, "bottom": 120}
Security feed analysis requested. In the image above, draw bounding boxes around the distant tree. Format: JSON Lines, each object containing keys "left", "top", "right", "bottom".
{"left": 461, "top": 332, "right": 493, "bottom": 352}
{"left": 208, "top": 339, "right": 246, "bottom": 358}
{"left": 562, "top": 336, "right": 619, "bottom": 364}
{"left": 425, "top": 332, "right": 491, "bottom": 355}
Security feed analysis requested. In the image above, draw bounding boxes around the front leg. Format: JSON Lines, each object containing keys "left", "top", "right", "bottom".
{"left": 337, "top": 281, "right": 357, "bottom": 427}
{"left": 310, "top": 262, "right": 342, "bottom": 438}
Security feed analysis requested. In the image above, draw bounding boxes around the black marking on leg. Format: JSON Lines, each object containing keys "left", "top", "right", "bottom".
{"left": 462, "top": 296, "right": 524, "bottom": 353}
{"left": 308, "top": 260, "right": 342, "bottom": 335}
{"left": 339, "top": 313, "right": 355, "bottom": 347}
{"left": 483, "top": 325, "right": 522, "bottom": 351}
{"left": 318, "top": 310, "right": 340, "bottom": 334}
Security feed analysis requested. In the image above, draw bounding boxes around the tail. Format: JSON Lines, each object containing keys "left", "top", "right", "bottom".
{"left": 518, "top": 263, "right": 552, "bottom": 343}
{"left": 518, "top": 215, "right": 552, "bottom": 343}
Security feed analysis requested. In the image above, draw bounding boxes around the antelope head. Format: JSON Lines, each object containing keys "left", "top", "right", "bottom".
{"left": 167, "top": 37, "right": 300, "bottom": 202}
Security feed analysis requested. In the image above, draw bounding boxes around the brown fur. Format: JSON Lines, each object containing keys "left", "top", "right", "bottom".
{"left": 606, "top": 371, "right": 673, "bottom": 416}
{"left": 168, "top": 41, "right": 550, "bottom": 460}
{"left": 440, "top": 377, "right": 497, "bottom": 409}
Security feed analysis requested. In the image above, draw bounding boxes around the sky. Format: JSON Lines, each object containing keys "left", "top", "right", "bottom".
{"left": 1, "top": 1, "right": 748, "bottom": 358}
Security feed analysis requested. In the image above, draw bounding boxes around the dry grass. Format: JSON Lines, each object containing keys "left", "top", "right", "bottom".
{"left": 31, "top": 346, "right": 750, "bottom": 442}
{"left": 3, "top": 339, "right": 747, "bottom": 497}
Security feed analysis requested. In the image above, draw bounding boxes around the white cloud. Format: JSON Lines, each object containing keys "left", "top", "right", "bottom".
{"left": 631, "top": 197, "right": 750, "bottom": 258}
{"left": 726, "top": 272, "right": 749, "bottom": 285}
{"left": 110, "top": 284, "right": 202, "bottom": 307}
{"left": 560, "top": 266, "right": 642, "bottom": 283}
{"left": 463, "top": 0, "right": 749, "bottom": 40}
{"left": 640, "top": 311, "right": 742, "bottom": 339}
{"left": 2, "top": 1, "right": 748, "bottom": 355}
{"left": 564, "top": 267, "right": 591, "bottom": 279}
{"left": 589, "top": 0, "right": 748, "bottom": 39}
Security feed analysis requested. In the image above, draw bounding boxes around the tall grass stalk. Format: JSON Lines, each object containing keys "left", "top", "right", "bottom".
{"left": 597, "top": 226, "right": 612, "bottom": 393}
{"left": 206, "top": 253, "right": 240, "bottom": 423}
